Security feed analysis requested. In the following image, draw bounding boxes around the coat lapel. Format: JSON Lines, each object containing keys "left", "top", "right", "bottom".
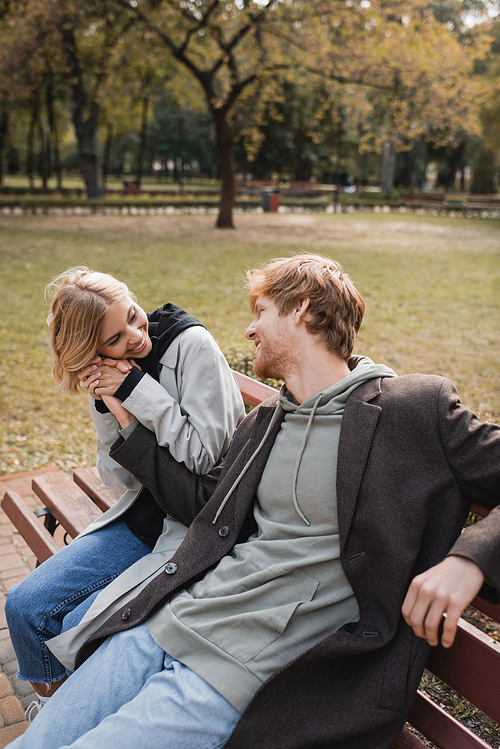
{"left": 337, "top": 379, "right": 382, "bottom": 552}
{"left": 209, "top": 401, "right": 285, "bottom": 526}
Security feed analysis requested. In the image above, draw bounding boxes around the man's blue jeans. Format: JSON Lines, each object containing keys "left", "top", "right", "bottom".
{"left": 7, "top": 624, "right": 241, "bottom": 749}
{"left": 5, "top": 520, "right": 152, "bottom": 684}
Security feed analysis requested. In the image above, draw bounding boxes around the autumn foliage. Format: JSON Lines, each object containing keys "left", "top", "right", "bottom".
{"left": 0, "top": 0, "right": 495, "bottom": 224}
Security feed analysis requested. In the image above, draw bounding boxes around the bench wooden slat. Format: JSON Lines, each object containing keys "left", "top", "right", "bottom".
{"left": 406, "top": 691, "right": 493, "bottom": 749}
{"left": 32, "top": 473, "right": 102, "bottom": 539}
{"left": 73, "top": 467, "right": 121, "bottom": 512}
{"left": 1, "top": 490, "right": 61, "bottom": 563}
{"left": 470, "top": 595, "right": 499, "bottom": 621}
{"left": 233, "top": 370, "right": 277, "bottom": 408}
{"left": 470, "top": 503, "right": 491, "bottom": 518}
{"left": 426, "top": 617, "right": 500, "bottom": 724}
{"left": 391, "top": 727, "right": 428, "bottom": 749}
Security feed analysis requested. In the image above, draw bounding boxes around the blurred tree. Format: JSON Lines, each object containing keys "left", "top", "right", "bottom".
{"left": 1, "top": 0, "right": 495, "bottom": 208}
{"left": 0, "top": 6, "right": 19, "bottom": 186}
{"left": 234, "top": 83, "right": 327, "bottom": 181}
{"left": 350, "top": 0, "right": 492, "bottom": 192}
{"left": 112, "top": 0, "right": 299, "bottom": 227}
{"left": 392, "top": 0, "right": 499, "bottom": 194}
{"left": 0, "top": 2, "right": 10, "bottom": 185}
{"left": 109, "top": 0, "right": 491, "bottom": 225}
{"left": 234, "top": 81, "right": 364, "bottom": 185}
{"left": 54, "top": 1, "right": 133, "bottom": 197}
{"left": 471, "top": 17, "right": 500, "bottom": 192}
{"left": 146, "top": 89, "right": 216, "bottom": 182}
{"left": 97, "top": 29, "right": 208, "bottom": 185}
{"left": 470, "top": 142, "right": 497, "bottom": 192}
{"left": 0, "top": 111, "right": 7, "bottom": 185}
{"left": 264, "top": 1, "right": 495, "bottom": 196}
{"left": 0, "top": 6, "right": 49, "bottom": 187}
{"left": 0, "top": 0, "right": 135, "bottom": 197}
{"left": 101, "top": 27, "right": 174, "bottom": 188}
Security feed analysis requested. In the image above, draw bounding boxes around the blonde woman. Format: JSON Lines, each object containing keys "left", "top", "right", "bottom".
{"left": 5, "top": 267, "right": 244, "bottom": 716}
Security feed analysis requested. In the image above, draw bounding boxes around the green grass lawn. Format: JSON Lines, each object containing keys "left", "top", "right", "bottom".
{"left": 1, "top": 211, "right": 499, "bottom": 475}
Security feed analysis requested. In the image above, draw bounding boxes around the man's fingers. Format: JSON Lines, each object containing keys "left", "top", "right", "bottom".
{"left": 421, "top": 599, "right": 447, "bottom": 647}
{"left": 440, "top": 611, "right": 460, "bottom": 649}
{"left": 401, "top": 585, "right": 418, "bottom": 622}
{"left": 403, "top": 583, "right": 439, "bottom": 644}
{"left": 437, "top": 592, "right": 467, "bottom": 648}
{"left": 402, "top": 557, "right": 484, "bottom": 648}
{"left": 404, "top": 575, "right": 459, "bottom": 646}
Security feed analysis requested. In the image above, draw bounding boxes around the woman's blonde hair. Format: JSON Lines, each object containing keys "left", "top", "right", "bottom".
{"left": 46, "top": 267, "right": 135, "bottom": 393}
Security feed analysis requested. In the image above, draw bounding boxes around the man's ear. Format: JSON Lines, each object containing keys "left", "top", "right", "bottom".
{"left": 293, "top": 298, "right": 311, "bottom": 324}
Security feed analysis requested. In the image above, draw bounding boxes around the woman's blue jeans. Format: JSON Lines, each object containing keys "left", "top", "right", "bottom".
{"left": 5, "top": 519, "right": 152, "bottom": 685}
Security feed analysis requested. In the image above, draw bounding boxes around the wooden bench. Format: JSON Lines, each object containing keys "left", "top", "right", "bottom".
{"left": 465, "top": 194, "right": 500, "bottom": 208}
{"left": 402, "top": 193, "right": 446, "bottom": 205}
{"left": 1, "top": 370, "right": 499, "bottom": 748}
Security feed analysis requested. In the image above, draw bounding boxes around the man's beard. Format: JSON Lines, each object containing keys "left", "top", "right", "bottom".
{"left": 253, "top": 354, "right": 281, "bottom": 380}
{"left": 252, "top": 341, "right": 296, "bottom": 382}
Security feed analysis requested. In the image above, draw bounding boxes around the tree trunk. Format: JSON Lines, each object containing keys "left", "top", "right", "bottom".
{"left": 27, "top": 105, "right": 37, "bottom": 189}
{"left": 102, "top": 123, "right": 113, "bottom": 183}
{"left": 411, "top": 139, "right": 427, "bottom": 188}
{"left": 46, "top": 71, "right": 62, "bottom": 190}
{"left": 445, "top": 141, "right": 465, "bottom": 192}
{"left": 0, "top": 112, "right": 8, "bottom": 185}
{"left": 74, "top": 114, "right": 106, "bottom": 199}
{"left": 214, "top": 110, "right": 235, "bottom": 229}
{"left": 37, "top": 118, "right": 49, "bottom": 189}
{"left": 381, "top": 140, "right": 396, "bottom": 193}
{"left": 136, "top": 96, "right": 149, "bottom": 188}
{"left": 61, "top": 23, "right": 105, "bottom": 199}
{"left": 53, "top": 125, "right": 62, "bottom": 190}
{"left": 470, "top": 146, "right": 497, "bottom": 194}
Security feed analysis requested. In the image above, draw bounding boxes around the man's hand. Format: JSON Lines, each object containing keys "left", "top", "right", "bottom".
{"left": 78, "top": 357, "right": 139, "bottom": 400}
{"left": 402, "top": 556, "right": 484, "bottom": 648}
{"left": 102, "top": 395, "right": 135, "bottom": 429}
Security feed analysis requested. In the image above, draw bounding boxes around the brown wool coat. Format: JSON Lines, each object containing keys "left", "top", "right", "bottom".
{"left": 76, "top": 374, "right": 500, "bottom": 749}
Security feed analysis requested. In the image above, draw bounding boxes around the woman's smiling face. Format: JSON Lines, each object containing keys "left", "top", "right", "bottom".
{"left": 97, "top": 296, "right": 152, "bottom": 360}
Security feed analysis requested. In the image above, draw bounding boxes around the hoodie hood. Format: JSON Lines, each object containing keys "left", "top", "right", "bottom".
{"left": 279, "top": 356, "right": 397, "bottom": 526}
{"left": 279, "top": 356, "right": 397, "bottom": 416}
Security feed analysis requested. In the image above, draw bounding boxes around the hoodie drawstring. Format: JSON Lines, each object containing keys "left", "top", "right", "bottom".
{"left": 212, "top": 403, "right": 282, "bottom": 524}
{"left": 290, "top": 394, "right": 322, "bottom": 527}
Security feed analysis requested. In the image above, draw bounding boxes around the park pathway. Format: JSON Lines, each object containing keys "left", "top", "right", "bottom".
{"left": 0, "top": 467, "right": 62, "bottom": 747}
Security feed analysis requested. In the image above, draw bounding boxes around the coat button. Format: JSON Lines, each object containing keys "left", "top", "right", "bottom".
{"left": 121, "top": 608, "right": 131, "bottom": 621}
{"left": 165, "top": 562, "right": 178, "bottom": 574}
{"left": 218, "top": 526, "right": 230, "bottom": 538}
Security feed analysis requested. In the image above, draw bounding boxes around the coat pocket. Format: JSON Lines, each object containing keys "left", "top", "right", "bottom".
{"left": 380, "top": 622, "right": 429, "bottom": 713}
